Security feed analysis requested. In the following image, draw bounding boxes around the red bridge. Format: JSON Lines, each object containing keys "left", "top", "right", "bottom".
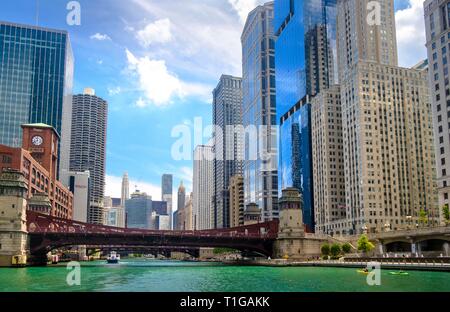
{"left": 27, "top": 212, "right": 279, "bottom": 262}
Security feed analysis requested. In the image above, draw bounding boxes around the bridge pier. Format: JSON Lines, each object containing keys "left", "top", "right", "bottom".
{"left": 0, "top": 170, "right": 29, "bottom": 267}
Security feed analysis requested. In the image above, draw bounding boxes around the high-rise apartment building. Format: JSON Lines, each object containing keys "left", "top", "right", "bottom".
{"left": 67, "top": 171, "right": 90, "bottom": 223}
{"left": 161, "top": 174, "right": 173, "bottom": 229}
{"left": 121, "top": 172, "right": 129, "bottom": 207}
{"left": 424, "top": 0, "right": 450, "bottom": 224}
{"left": 193, "top": 143, "right": 214, "bottom": 230}
{"left": 241, "top": 2, "right": 279, "bottom": 221}
{"left": 0, "top": 22, "right": 74, "bottom": 178}
{"left": 311, "top": 86, "right": 346, "bottom": 234}
{"left": 69, "top": 88, "right": 108, "bottom": 225}
{"left": 334, "top": 0, "right": 438, "bottom": 234}
{"left": 212, "top": 75, "right": 244, "bottom": 228}
{"left": 229, "top": 175, "right": 244, "bottom": 227}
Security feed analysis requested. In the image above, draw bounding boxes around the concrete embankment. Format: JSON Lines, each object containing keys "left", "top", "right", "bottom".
{"left": 223, "top": 259, "right": 450, "bottom": 272}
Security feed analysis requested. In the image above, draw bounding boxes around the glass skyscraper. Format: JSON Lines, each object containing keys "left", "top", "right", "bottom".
{"left": 274, "top": 0, "right": 337, "bottom": 231}
{"left": 279, "top": 102, "right": 314, "bottom": 231}
{"left": 241, "top": 2, "right": 278, "bottom": 222}
{"left": 0, "top": 22, "right": 74, "bottom": 177}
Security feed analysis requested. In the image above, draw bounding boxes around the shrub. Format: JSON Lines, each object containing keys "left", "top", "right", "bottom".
{"left": 321, "top": 244, "right": 330, "bottom": 256}
{"left": 330, "top": 244, "right": 341, "bottom": 258}
{"left": 342, "top": 243, "right": 352, "bottom": 254}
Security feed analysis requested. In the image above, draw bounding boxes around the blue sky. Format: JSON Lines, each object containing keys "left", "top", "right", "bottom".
{"left": 0, "top": 0, "right": 427, "bottom": 206}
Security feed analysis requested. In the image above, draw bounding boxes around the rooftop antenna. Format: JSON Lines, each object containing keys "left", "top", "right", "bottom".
{"left": 35, "top": 0, "right": 40, "bottom": 26}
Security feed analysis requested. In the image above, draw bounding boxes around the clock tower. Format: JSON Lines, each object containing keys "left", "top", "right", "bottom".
{"left": 21, "top": 123, "right": 60, "bottom": 181}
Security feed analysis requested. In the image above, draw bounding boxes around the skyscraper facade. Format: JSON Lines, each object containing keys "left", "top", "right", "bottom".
{"left": 311, "top": 86, "right": 346, "bottom": 234}
{"left": 161, "top": 173, "right": 173, "bottom": 229}
{"left": 274, "top": 0, "right": 338, "bottom": 232}
{"left": 274, "top": 0, "right": 338, "bottom": 120}
{"left": 212, "top": 75, "right": 244, "bottom": 228}
{"left": 193, "top": 143, "right": 214, "bottom": 230}
{"left": 177, "top": 181, "right": 186, "bottom": 213}
{"left": 69, "top": 88, "right": 108, "bottom": 225}
{"left": 424, "top": 0, "right": 450, "bottom": 224}
{"left": 125, "top": 191, "right": 152, "bottom": 229}
{"left": 335, "top": 0, "right": 438, "bottom": 233}
{"left": 121, "top": 172, "right": 129, "bottom": 207}
{"left": 241, "top": 2, "right": 279, "bottom": 222}
{"left": 0, "top": 22, "right": 74, "bottom": 178}
{"left": 279, "top": 101, "right": 314, "bottom": 231}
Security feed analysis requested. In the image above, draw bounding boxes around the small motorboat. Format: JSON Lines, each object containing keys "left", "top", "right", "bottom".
{"left": 106, "top": 251, "right": 120, "bottom": 264}
{"left": 357, "top": 269, "right": 369, "bottom": 274}
{"left": 389, "top": 271, "right": 409, "bottom": 276}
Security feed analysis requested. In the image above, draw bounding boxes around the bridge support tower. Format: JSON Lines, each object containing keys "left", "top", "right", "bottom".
{"left": 0, "top": 170, "right": 29, "bottom": 267}
{"left": 274, "top": 188, "right": 326, "bottom": 260}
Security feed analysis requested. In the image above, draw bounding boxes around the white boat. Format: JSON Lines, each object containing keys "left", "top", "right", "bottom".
{"left": 106, "top": 251, "right": 120, "bottom": 264}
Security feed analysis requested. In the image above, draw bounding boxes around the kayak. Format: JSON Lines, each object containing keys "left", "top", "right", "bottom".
{"left": 389, "top": 271, "right": 409, "bottom": 276}
{"left": 357, "top": 270, "right": 369, "bottom": 274}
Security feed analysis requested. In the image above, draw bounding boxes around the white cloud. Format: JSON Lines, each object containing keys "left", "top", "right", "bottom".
{"left": 136, "top": 18, "right": 173, "bottom": 47}
{"left": 395, "top": 0, "right": 427, "bottom": 67}
{"left": 97, "top": 59, "right": 104, "bottom": 65}
{"left": 126, "top": 49, "right": 182, "bottom": 105}
{"left": 105, "top": 174, "right": 161, "bottom": 200}
{"left": 227, "top": 0, "right": 265, "bottom": 23}
{"left": 125, "top": 49, "right": 211, "bottom": 106}
{"left": 90, "top": 33, "right": 111, "bottom": 41}
{"left": 108, "top": 86, "right": 122, "bottom": 96}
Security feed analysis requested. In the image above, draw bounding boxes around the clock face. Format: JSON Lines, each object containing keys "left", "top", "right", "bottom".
{"left": 32, "top": 136, "right": 43, "bottom": 146}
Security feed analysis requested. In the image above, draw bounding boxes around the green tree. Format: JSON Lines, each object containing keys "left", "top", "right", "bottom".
{"left": 443, "top": 205, "right": 450, "bottom": 224}
{"left": 419, "top": 209, "right": 429, "bottom": 225}
{"left": 357, "top": 234, "right": 375, "bottom": 253}
{"left": 321, "top": 244, "right": 330, "bottom": 256}
{"left": 330, "top": 244, "right": 341, "bottom": 258}
{"left": 342, "top": 243, "right": 352, "bottom": 254}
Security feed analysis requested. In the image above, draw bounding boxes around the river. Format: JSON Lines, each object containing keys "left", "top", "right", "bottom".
{"left": 0, "top": 259, "right": 449, "bottom": 292}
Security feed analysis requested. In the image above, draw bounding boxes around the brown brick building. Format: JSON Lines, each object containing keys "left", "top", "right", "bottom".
{"left": 0, "top": 124, "right": 73, "bottom": 219}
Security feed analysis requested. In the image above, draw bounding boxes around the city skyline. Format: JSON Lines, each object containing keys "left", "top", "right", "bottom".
{"left": 0, "top": 0, "right": 426, "bottom": 206}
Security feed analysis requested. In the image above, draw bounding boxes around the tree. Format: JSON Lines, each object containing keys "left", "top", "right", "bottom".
{"left": 357, "top": 234, "right": 375, "bottom": 253}
{"left": 419, "top": 209, "right": 428, "bottom": 226}
{"left": 342, "top": 243, "right": 352, "bottom": 254}
{"left": 321, "top": 244, "right": 330, "bottom": 256}
{"left": 330, "top": 244, "right": 341, "bottom": 258}
{"left": 443, "top": 205, "right": 450, "bottom": 224}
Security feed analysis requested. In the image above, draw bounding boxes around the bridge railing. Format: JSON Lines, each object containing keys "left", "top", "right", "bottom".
{"left": 26, "top": 211, "right": 279, "bottom": 239}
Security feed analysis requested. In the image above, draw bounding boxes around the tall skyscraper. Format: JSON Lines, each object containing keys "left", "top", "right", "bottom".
{"left": 212, "top": 75, "right": 244, "bottom": 228}
{"left": 229, "top": 174, "right": 244, "bottom": 227}
{"left": 125, "top": 191, "right": 152, "bottom": 229}
{"left": 0, "top": 22, "right": 74, "bottom": 178}
{"left": 121, "top": 172, "right": 130, "bottom": 207}
{"left": 311, "top": 86, "right": 346, "bottom": 234}
{"left": 274, "top": 0, "right": 338, "bottom": 231}
{"left": 334, "top": 0, "right": 438, "bottom": 234}
{"left": 241, "top": 2, "right": 279, "bottom": 222}
{"left": 161, "top": 173, "right": 173, "bottom": 229}
{"left": 69, "top": 88, "right": 108, "bottom": 225}
{"left": 274, "top": 0, "right": 338, "bottom": 120}
{"left": 424, "top": 0, "right": 450, "bottom": 224}
{"left": 193, "top": 143, "right": 214, "bottom": 230}
{"left": 177, "top": 181, "right": 186, "bottom": 213}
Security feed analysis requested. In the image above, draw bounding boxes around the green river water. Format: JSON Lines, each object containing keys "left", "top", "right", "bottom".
{"left": 0, "top": 259, "right": 449, "bottom": 292}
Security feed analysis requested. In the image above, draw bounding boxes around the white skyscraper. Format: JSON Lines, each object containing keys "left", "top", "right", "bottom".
{"left": 121, "top": 172, "right": 130, "bottom": 207}
{"left": 193, "top": 142, "right": 214, "bottom": 230}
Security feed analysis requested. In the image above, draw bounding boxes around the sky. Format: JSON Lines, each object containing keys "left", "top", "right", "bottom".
{"left": 0, "top": 0, "right": 428, "bottom": 209}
